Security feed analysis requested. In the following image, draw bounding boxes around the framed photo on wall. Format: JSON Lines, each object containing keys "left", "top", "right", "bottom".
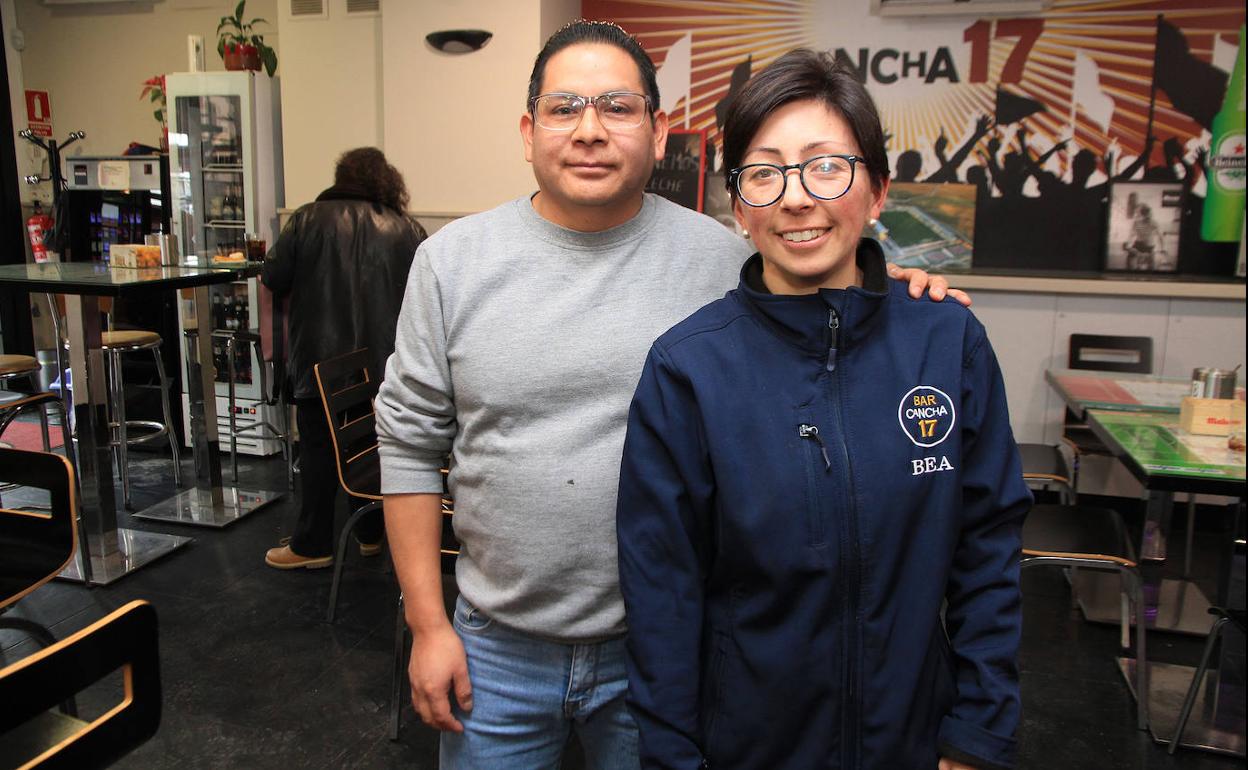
{"left": 1104, "top": 181, "right": 1184, "bottom": 272}
{"left": 645, "top": 129, "right": 707, "bottom": 212}
{"left": 868, "top": 182, "right": 977, "bottom": 272}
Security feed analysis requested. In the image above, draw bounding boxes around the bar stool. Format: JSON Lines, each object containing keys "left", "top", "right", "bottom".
{"left": 98, "top": 330, "right": 182, "bottom": 507}
{"left": 49, "top": 295, "right": 181, "bottom": 508}
{"left": 210, "top": 328, "right": 292, "bottom": 485}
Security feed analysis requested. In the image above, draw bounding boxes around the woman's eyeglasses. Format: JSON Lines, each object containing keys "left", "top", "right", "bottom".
{"left": 728, "top": 154, "right": 862, "bottom": 207}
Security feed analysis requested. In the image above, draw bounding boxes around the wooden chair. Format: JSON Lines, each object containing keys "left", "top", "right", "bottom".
{"left": 0, "top": 600, "right": 161, "bottom": 768}
{"left": 1021, "top": 503, "right": 1148, "bottom": 730}
{"left": 1062, "top": 334, "right": 1153, "bottom": 455}
{"left": 1020, "top": 333, "right": 1154, "bottom": 501}
{"left": 0, "top": 448, "right": 81, "bottom": 613}
{"left": 312, "top": 348, "right": 458, "bottom": 741}
{"left": 312, "top": 348, "right": 457, "bottom": 624}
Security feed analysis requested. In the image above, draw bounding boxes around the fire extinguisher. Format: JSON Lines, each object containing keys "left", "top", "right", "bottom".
{"left": 27, "top": 200, "right": 55, "bottom": 263}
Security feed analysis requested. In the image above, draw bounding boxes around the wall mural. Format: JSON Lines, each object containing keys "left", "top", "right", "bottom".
{"left": 583, "top": 0, "right": 1246, "bottom": 276}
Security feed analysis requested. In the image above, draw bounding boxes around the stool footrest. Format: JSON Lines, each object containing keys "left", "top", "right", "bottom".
{"left": 110, "top": 420, "right": 172, "bottom": 447}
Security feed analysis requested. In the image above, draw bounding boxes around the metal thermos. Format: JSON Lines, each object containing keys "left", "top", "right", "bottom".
{"left": 1191, "top": 367, "right": 1238, "bottom": 398}
{"left": 1205, "top": 368, "right": 1237, "bottom": 399}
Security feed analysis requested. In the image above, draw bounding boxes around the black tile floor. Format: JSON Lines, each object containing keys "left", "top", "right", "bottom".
{"left": 1, "top": 445, "right": 1243, "bottom": 769}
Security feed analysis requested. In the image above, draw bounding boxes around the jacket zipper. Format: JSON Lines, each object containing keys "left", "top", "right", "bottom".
{"left": 826, "top": 308, "right": 840, "bottom": 372}
{"left": 798, "top": 424, "right": 831, "bottom": 470}
{"left": 826, "top": 306, "right": 861, "bottom": 769}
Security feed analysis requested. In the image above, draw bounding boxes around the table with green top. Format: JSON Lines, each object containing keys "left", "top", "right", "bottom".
{"left": 1071, "top": 408, "right": 1243, "bottom": 631}
{"left": 1087, "top": 409, "right": 1244, "bottom": 495}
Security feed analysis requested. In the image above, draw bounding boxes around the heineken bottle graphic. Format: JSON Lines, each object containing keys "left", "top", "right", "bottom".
{"left": 1202, "top": 25, "right": 1246, "bottom": 242}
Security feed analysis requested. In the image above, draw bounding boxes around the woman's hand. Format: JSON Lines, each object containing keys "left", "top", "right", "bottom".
{"left": 886, "top": 264, "right": 973, "bottom": 307}
{"left": 938, "top": 758, "right": 979, "bottom": 770}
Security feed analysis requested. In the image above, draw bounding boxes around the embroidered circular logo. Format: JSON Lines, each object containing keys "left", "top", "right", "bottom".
{"left": 897, "top": 385, "right": 956, "bottom": 448}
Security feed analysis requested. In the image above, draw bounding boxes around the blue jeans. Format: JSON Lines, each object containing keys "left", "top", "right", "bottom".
{"left": 440, "top": 595, "right": 640, "bottom": 770}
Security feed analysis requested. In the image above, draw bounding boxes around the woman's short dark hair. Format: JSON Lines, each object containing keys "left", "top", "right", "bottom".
{"left": 334, "top": 147, "right": 409, "bottom": 212}
{"left": 723, "top": 49, "right": 890, "bottom": 195}
{"left": 527, "top": 20, "right": 659, "bottom": 111}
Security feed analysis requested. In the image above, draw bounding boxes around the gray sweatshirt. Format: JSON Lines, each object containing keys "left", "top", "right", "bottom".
{"left": 376, "top": 193, "right": 749, "bottom": 642}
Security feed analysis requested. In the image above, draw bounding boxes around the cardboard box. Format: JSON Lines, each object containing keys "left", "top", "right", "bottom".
{"left": 1179, "top": 397, "right": 1246, "bottom": 436}
{"left": 110, "top": 243, "right": 163, "bottom": 269}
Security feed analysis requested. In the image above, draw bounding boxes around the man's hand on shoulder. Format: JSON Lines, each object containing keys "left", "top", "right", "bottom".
{"left": 886, "top": 263, "right": 973, "bottom": 307}
{"left": 409, "top": 622, "right": 473, "bottom": 732}
{"left": 938, "top": 758, "right": 979, "bottom": 770}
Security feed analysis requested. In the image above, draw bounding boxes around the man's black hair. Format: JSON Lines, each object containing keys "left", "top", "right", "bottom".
{"left": 527, "top": 20, "right": 660, "bottom": 111}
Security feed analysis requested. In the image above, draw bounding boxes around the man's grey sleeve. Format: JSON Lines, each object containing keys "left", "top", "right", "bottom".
{"left": 375, "top": 248, "right": 457, "bottom": 495}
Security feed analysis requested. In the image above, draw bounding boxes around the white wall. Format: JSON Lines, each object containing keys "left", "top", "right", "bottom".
{"left": 276, "top": 0, "right": 382, "bottom": 207}
{"left": 380, "top": 0, "right": 579, "bottom": 215}
{"left": 4, "top": 0, "right": 278, "bottom": 200}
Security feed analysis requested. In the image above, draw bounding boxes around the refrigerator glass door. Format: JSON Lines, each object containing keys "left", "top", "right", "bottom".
{"left": 170, "top": 93, "right": 246, "bottom": 262}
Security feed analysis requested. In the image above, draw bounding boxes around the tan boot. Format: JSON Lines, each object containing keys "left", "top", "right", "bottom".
{"left": 264, "top": 544, "right": 333, "bottom": 570}
{"left": 355, "top": 535, "right": 383, "bottom": 557}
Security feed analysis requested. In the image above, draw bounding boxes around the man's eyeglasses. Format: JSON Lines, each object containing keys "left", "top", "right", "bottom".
{"left": 728, "top": 154, "right": 863, "bottom": 207}
{"left": 529, "top": 91, "right": 652, "bottom": 131}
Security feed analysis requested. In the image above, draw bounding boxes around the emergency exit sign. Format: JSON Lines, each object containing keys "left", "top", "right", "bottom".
{"left": 25, "top": 90, "right": 52, "bottom": 137}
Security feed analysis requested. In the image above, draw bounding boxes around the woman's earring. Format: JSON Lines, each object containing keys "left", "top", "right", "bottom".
{"left": 742, "top": 230, "right": 750, "bottom": 239}
{"left": 868, "top": 218, "right": 879, "bottom": 227}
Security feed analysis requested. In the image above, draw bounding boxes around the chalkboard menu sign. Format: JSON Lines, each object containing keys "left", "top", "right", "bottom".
{"left": 646, "top": 129, "right": 706, "bottom": 212}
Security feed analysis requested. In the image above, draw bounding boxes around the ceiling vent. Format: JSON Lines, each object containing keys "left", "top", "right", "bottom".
{"left": 290, "top": 0, "right": 324, "bottom": 18}
{"left": 346, "top": 0, "right": 380, "bottom": 14}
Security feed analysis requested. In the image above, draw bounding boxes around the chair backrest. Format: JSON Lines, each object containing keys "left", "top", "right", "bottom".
{"left": 314, "top": 348, "right": 381, "bottom": 500}
{"left": 313, "top": 349, "right": 459, "bottom": 564}
{"left": 1068, "top": 334, "right": 1153, "bottom": 374}
{"left": 0, "top": 449, "right": 77, "bottom": 612}
{"left": 0, "top": 600, "right": 161, "bottom": 768}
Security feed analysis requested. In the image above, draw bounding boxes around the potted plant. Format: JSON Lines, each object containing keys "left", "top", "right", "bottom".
{"left": 217, "top": 0, "right": 277, "bottom": 76}
{"left": 139, "top": 74, "right": 168, "bottom": 150}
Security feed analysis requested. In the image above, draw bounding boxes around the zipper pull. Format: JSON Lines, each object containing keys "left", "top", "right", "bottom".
{"left": 798, "top": 423, "right": 831, "bottom": 471}
{"left": 826, "top": 308, "right": 839, "bottom": 372}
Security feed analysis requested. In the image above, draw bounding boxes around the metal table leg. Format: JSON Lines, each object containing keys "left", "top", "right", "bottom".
{"left": 1074, "top": 489, "right": 1214, "bottom": 636}
{"left": 132, "top": 285, "right": 280, "bottom": 527}
{"left": 1118, "top": 649, "right": 1246, "bottom": 757}
{"left": 57, "top": 295, "right": 191, "bottom": 586}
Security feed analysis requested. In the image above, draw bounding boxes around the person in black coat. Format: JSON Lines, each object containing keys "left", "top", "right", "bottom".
{"left": 261, "top": 147, "right": 426, "bottom": 569}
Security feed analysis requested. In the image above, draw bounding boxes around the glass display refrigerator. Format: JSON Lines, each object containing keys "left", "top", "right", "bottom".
{"left": 165, "top": 71, "right": 284, "bottom": 455}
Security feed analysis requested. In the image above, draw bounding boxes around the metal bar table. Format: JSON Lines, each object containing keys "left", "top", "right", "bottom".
{"left": 0, "top": 262, "right": 276, "bottom": 582}
{"left": 1045, "top": 368, "right": 1243, "bottom": 631}
{"left": 1083, "top": 408, "right": 1245, "bottom": 756}
{"left": 1064, "top": 407, "right": 1244, "bottom": 636}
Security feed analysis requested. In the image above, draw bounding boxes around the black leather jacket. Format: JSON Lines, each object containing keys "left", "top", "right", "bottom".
{"left": 261, "top": 185, "right": 426, "bottom": 399}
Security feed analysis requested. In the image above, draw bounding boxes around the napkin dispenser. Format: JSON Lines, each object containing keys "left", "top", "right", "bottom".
{"left": 1179, "top": 397, "right": 1245, "bottom": 436}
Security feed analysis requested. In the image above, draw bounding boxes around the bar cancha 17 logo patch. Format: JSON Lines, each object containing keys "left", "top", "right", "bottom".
{"left": 897, "top": 385, "right": 956, "bottom": 448}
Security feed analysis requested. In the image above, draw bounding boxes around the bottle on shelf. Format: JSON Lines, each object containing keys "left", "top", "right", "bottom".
{"left": 1203, "top": 24, "right": 1246, "bottom": 242}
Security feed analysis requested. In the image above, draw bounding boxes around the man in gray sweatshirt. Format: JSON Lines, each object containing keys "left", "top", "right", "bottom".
{"left": 375, "top": 20, "right": 967, "bottom": 770}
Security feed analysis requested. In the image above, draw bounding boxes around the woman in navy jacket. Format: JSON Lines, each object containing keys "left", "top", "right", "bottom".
{"left": 616, "top": 49, "right": 1031, "bottom": 770}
